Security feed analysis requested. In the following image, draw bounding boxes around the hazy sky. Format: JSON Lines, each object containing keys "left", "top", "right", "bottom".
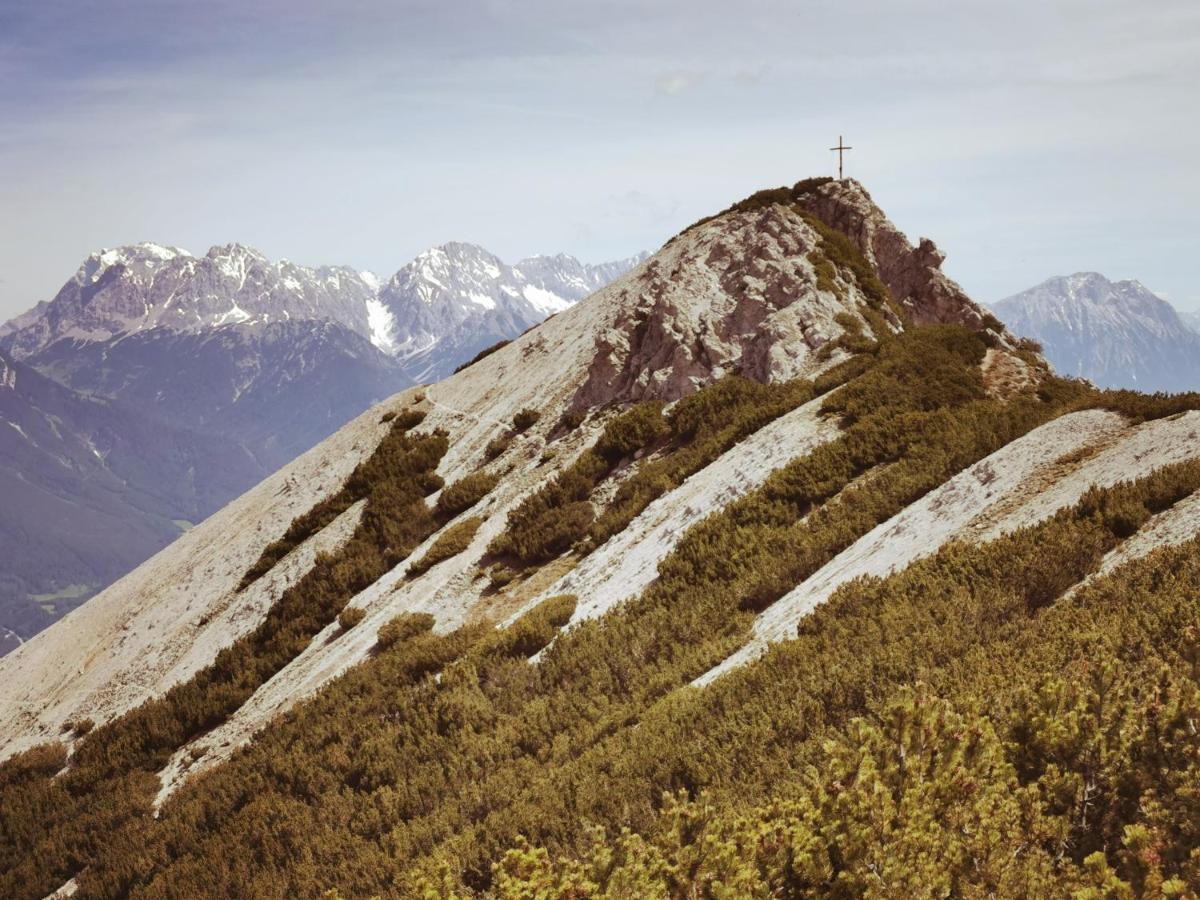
{"left": 1, "top": 0, "right": 1198, "bottom": 320}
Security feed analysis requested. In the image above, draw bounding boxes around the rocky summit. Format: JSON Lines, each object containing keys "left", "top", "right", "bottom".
{"left": 3, "top": 178, "right": 1200, "bottom": 898}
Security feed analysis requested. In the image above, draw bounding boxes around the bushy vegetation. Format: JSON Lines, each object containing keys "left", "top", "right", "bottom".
{"left": 485, "top": 402, "right": 668, "bottom": 566}
{"left": 435, "top": 471, "right": 499, "bottom": 518}
{"left": 484, "top": 435, "right": 512, "bottom": 461}
{"left": 238, "top": 409, "right": 430, "bottom": 590}
{"left": 587, "top": 377, "right": 815, "bottom": 549}
{"left": 1089, "top": 388, "right": 1200, "bottom": 423}
{"left": 336, "top": 607, "right": 365, "bottom": 630}
{"left": 676, "top": 177, "right": 834, "bottom": 237}
{"left": 799, "top": 212, "right": 896, "bottom": 314}
{"left": 497, "top": 460, "right": 1200, "bottom": 896}
{"left": 0, "top": 414, "right": 448, "bottom": 898}
{"left": 511, "top": 408, "right": 541, "bottom": 433}
{"left": 454, "top": 339, "right": 511, "bottom": 374}
{"left": 376, "top": 612, "right": 435, "bottom": 650}
{"left": 8, "top": 324, "right": 1200, "bottom": 898}
{"left": 407, "top": 516, "right": 483, "bottom": 577}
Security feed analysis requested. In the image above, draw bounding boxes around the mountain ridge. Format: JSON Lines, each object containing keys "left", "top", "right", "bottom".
{"left": 5, "top": 178, "right": 1200, "bottom": 897}
{"left": 992, "top": 271, "right": 1200, "bottom": 391}
{"left": 0, "top": 241, "right": 643, "bottom": 649}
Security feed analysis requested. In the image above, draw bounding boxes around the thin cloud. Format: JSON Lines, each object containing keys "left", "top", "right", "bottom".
{"left": 655, "top": 70, "right": 703, "bottom": 95}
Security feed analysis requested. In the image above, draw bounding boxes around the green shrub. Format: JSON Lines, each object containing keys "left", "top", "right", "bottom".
{"left": 488, "top": 403, "right": 667, "bottom": 565}
{"left": 376, "top": 612, "right": 436, "bottom": 650}
{"left": 592, "top": 402, "right": 666, "bottom": 463}
{"left": 436, "top": 472, "right": 499, "bottom": 518}
{"left": 408, "top": 518, "right": 483, "bottom": 577}
{"left": 587, "top": 376, "right": 815, "bottom": 549}
{"left": 487, "top": 563, "right": 517, "bottom": 589}
{"left": 512, "top": 409, "right": 541, "bottom": 433}
{"left": 675, "top": 180, "right": 831, "bottom": 237}
{"left": 799, "top": 212, "right": 895, "bottom": 313}
{"left": 1016, "top": 336, "right": 1043, "bottom": 354}
{"left": 337, "top": 607, "right": 366, "bottom": 630}
{"left": 555, "top": 408, "right": 586, "bottom": 435}
{"left": 238, "top": 407, "right": 431, "bottom": 590}
{"left": 15, "top": 325, "right": 1200, "bottom": 899}
{"left": 482, "top": 595, "right": 576, "bottom": 659}
{"left": 392, "top": 409, "right": 426, "bottom": 431}
{"left": 1090, "top": 389, "right": 1200, "bottom": 423}
{"left": 484, "top": 435, "right": 512, "bottom": 461}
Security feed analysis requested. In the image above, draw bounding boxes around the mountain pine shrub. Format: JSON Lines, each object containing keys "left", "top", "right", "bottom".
{"left": 435, "top": 472, "right": 499, "bottom": 518}
{"left": 10, "top": 326, "right": 1200, "bottom": 898}
{"left": 408, "top": 517, "right": 483, "bottom": 577}
{"left": 511, "top": 408, "right": 541, "bottom": 433}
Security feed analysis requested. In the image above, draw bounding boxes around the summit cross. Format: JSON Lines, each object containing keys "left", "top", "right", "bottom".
{"left": 830, "top": 135, "right": 853, "bottom": 180}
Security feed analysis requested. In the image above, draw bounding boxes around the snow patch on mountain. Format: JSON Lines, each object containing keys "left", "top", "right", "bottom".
{"left": 364, "top": 297, "right": 397, "bottom": 353}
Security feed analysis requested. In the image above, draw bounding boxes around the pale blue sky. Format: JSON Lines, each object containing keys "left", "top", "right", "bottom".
{"left": 1, "top": 0, "right": 1197, "bottom": 319}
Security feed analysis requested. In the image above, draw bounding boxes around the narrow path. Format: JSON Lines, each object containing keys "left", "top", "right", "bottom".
{"left": 424, "top": 391, "right": 511, "bottom": 431}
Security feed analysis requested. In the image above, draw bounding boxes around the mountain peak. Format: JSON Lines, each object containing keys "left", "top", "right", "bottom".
{"left": 993, "top": 271, "right": 1200, "bottom": 391}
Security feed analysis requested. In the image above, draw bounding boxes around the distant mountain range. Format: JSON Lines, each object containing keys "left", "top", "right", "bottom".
{"left": 992, "top": 272, "right": 1200, "bottom": 392}
{"left": 0, "top": 241, "right": 644, "bottom": 649}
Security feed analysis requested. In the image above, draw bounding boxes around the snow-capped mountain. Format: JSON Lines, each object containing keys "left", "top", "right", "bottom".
{"left": 992, "top": 272, "right": 1200, "bottom": 392}
{"left": 1181, "top": 309, "right": 1200, "bottom": 334}
{"left": 376, "top": 243, "right": 648, "bottom": 380}
{"left": 0, "top": 241, "right": 641, "bottom": 650}
{"left": 0, "top": 242, "right": 378, "bottom": 358}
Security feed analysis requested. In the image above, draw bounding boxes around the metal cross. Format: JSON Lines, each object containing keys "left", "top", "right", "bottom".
{"left": 830, "top": 135, "right": 853, "bottom": 180}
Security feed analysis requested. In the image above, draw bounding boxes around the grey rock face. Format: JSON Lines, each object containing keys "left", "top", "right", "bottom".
{"left": 992, "top": 273, "right": 1200, "bottom": 392}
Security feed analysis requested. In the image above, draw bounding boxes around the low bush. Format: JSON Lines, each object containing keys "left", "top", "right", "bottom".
{"left": 554, "top": 408, "right": 586, "bottom": 435}
{"left": 376, "top": 612, "right": 435, "bottom": 650}
{"left": 487, "top": 403, "right": 667, "bottom": 565}
{"left": 238, "top": 408, "right": 430, "bottom": 590}
{"left": 512, "top": 409, "right": 541, "bottom": 433}
{"left": 1090, "top": 388, "right": 1200, "bottom": 423}
{"left": 484, "top": 436, "right": 511, "bottom": 461}
{"left": 454, "top": 340, "right": 511, "bottom": 374}
{"left": 408, "top": 517, "right": 483, "bottom": 577}
{"left": 15, "top": 327, "right": 1200, "bottom": 898}
{"left": 675, "top": 178, "right": 832, "bottom": 237}
{"left": 481, "top": 595, "right": 576, "bottom": 660}
{"left": 436, "top": 472, "right": 499, "bottom": 518}
{"left": 337, "top": 607, "right": 366, "bottom": 630}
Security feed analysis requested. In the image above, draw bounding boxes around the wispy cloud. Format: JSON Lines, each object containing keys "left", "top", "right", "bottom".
{"left": 655, "top": 70, "right": 704, "bottom": 96}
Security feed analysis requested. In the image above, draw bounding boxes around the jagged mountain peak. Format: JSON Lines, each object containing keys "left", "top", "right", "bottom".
{"left": 375, "top": 244, "right": 647, "bottom": 380}
{"left": 993, "top": 271, "right": 1200, "bottom": 391}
